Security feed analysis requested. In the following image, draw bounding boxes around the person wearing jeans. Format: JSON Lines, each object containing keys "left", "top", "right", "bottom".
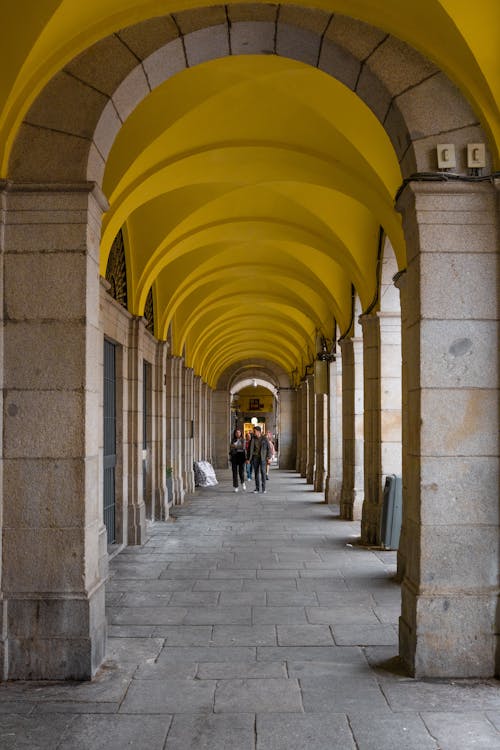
{"left": 247, "top": 425, "right": 272, "bottom": 494}
{"left": 229, "top": 428, "right": 247, "bottom": 492}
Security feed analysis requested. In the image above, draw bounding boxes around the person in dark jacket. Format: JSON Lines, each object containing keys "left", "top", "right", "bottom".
{"left": 229, "top": 428, "right": 247, "bottom": 492}
{"left": 246, "top": 425, "right": 272, "bottom": 494}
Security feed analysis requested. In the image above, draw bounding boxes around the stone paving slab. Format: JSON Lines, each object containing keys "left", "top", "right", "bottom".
{"left": 120, "top": 678, "right": 215, "bottom": 714}
{"left": 348, "top": 712, "right": 439, "bottom": 749}
{"left": 151, "top": 625, "right": 213, "bottom": 644}
{"left": 421, "top": 711, "right": 500, "bottom": 749}
{"left": 57, "top": 714, "right": 172, "bottom": 750}
{"left": 158, "top": 646, "right": 257, "bottom": 663}
{"left": 300, "top": 675, "right": 389, "bottom": 712}
{"left": 2, "top": 469, "right": 500, "bottom": 748}
{"left": 211, "top": 625, "right": 277, "bottom": 646}
{"left": 214, "top": 678, "right": 302, "bottom": 713}
{"left": 105, "top": 637, "right": 164, "bottom": 664}
{"left": 256, "top": 712, "right": 356, "bottom": 750}
{"left": 0, "top": 715, "right": 74, "bottom": 749}
{"left": 277, "top": 624, "right": 334, "bottom": 646}
{"left": 197, "top": 661, "right": 287, "bottom": 679}
{"left": 165, "top": 713, "right": 255, "bottom": 750}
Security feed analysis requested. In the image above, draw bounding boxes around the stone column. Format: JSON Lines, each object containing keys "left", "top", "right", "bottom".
{"left": 0, "top": 183, "right": 107, "bottom": 679}
{"left": 360, "top": 312, "right": 402, "bottom": 544}
{"left": 126, "top": 317, "right": 147, "bottom": 543}
{"left": 183, "top": 367, "right": 195, "bottom": 493}
{"left": 295, "top": 384, "right": 303, "bottom": 473}
{"left": 201, "top": 382, "right": 209, "bottom": 460}
{"left": 314, "top": 390, "right": 328, "bottom": 492}
{"left": 206, "top": 385, "right": 213, "bottom": 464}
{"left": 397, "top": 181, "right": 499, "bottom": 678}
{"left": 212, "top": 389, "right": 229, "bottom": 469}
{"left": 300, "top": 381, "right": 309, "bottom": 477}
{"left": 306, "top": 374, "right": 316, "bottom": 484}
{"left": 153, "top": 341, "right": 168, "bottom": 520}
{"left": 165, "top": 356, "right": 184, "bottom": 505}
{"left": 340, "top": 334, "right": 364, "bottom": 520}
{"left": 173, "top": 357, "right": 185, "bottom": 503}
{"left": 277, "top": 387, "right": 296, "bottom": 469}
{"left": 395, "top": 271, "right": 409, "bottom": 584}
{"left": 325, "top": 353, "right": 343, "bottom": 504}
{"left": 193, "top": 375, "right": 202, "bottom": 462}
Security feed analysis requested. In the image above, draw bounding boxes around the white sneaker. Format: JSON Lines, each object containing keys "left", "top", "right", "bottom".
{"left": 234, "top": 487, "right": 238, "bottom": 493}
{"left": 242, "top": 482, "right": 246, "bottom": 491}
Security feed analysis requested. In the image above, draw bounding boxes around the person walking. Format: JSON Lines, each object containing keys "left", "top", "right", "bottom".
{"left": 245, "top": 431, "right": 253, "bottom": 481}
{"left": 229, "top": 428, "right": 247, "bottom": 492}
{"left": 247, "top": 425, "right": 272, "bottom": 494}
{"left": 265, "top": 431, "right": 275, "bottom": 480}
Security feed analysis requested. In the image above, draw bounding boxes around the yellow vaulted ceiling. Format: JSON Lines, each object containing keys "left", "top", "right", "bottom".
{"left": 1, "top": 1, "right": 499, "bottom": 386}
{"left": 1, "top": 0, "right": 499, "bottom": 175}
{"left": 98, "top": 55, "right": 400, "bottom": 383}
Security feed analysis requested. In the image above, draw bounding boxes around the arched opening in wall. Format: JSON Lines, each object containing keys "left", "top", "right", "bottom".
{"left": 360, "top": 236, "right": 403, "bottom": 546}
{"left": 231, "top": 377, "right": 279, "bottom": 464}
{"left": 2, "top": 3, "right": 498, "bottom": 681}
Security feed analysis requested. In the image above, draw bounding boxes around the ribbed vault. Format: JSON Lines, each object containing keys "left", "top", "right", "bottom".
{"left": 2, "top": 2, "right": 497, "bottom": 387}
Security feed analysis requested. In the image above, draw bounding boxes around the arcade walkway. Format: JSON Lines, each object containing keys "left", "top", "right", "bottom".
{"left": 1, "top": 471, "right": 500, "bottom": 749}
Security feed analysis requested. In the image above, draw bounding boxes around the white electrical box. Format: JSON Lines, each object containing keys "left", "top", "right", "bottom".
{"left": 467, "top": 143, "right": 486, "bottom": 168}
{"left": 436, "top": 143, "right": 456, "bottom": 169}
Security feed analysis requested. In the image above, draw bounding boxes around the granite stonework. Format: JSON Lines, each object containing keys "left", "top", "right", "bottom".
{"left": 2, "top": 471, "right": 499, "bottom": 748}
{"left": 325, "top": 349, "right": 343, "bottom": 503}
{"left": 306, "top": 374, "right": 316, "bottom": 484}
{"left": 340, "top": 325, "right": 364, "bottom": 521}
{"left": 277, "top": 387, "right": 297, "bottom": 470}
{"left": 396, "top": 181, "right": 500, "bottom": 678}
{"left": 313, "top": 392, "right": 327, "bottom": 492}
{"left": 0, "top": 183, "right": 108, "bottom": 679}
{"left": 359, "top": 309, "right": 401, "bottom": 545}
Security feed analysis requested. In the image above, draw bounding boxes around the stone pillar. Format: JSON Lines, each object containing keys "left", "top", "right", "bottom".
{"left": 153, "top": 341, "right": 168, "bottom": 520}
{"left": 314, "top": 390, "right": 328, "bottom": 492}
{"left": 201, "top": 382, "right": 209, "bottom": 461}
{"left": 395, "top": 271, "right": 409, "bottom": 584}
{"left": 183, "top": 367, "right": 195, "bottom": 493}
{"left": 340, "top": 333, "right": 364, "bottom": 520}
{"left": 300, "top": 381, "right": 309, "bottom": 477}
{"left": 295, "top": 384, "right": 303, "bottom": 473}
{"left": 306, "top": 374, "right": 316, "bottom": 484}
{"left": 325, "top": 353, "right": 343, "bottom": 504}
{"left": 193, "top": 375, "right": 202, "bottom": 462}
{"left": 126, "top": 317, "right": 147, "bottom": 543}
{"left": 173, "top": 357, "right": 185, "bottom": 503}
{"left": 397, "top": 181, "right": 499, "bottom": 678}
{"left": 212, "top": 389, "right": 229, "bottom": 469}
{"left": 360, "top": 312, "right": 402, "bottom": 544}
{"left": 0, "top": 183, "right": 107, "bottom": 679}
{"left": 206, "top": 385, "right": 213, "bottom": 464}
{"left": 278, "top": 387, "right": 296, "bottom": 469}
{"left": 165, "top": 356, "right": 184, "bottom": 505}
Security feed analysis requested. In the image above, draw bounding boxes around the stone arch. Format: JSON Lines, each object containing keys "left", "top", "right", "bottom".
{"left": 8, "top": 6, "right": 489, "bottom": 185}
{"left": 218, "top": 359, "right": 290, "bottom": 390}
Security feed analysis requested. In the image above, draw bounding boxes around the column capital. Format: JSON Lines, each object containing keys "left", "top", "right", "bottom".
{"left": 393, "top": 269, "right": 407, "bottom": 291}
{"left": 395, "top": 176, "right": 498, "bottom": 214}
{"left": 0, "top": 179, "right": 109, "bottom": 211}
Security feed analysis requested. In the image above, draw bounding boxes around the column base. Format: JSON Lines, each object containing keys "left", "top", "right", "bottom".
{"left": 325, "top": 476, "right": 342, "bottom": 504}
{"left": 340, "top": 488, "right": 364, "bottom": 520}
{"left": 400, "top": 580, "right": 497, "bottom": 678}
{"left": 314, "top": 468, "right": 326, "bottom": 492}
{"left": 173, "top": 477, "right": 185, "bottom": 505}
{"left": 155, "top": 486, "right": 169, "bottom": 520}
{"left": 2, "top": 584, "right": 106, "bottom": 680}
{"left": 127, "top": 501, "right": 147, "bottom": 545}
{"left": 360, "top": 500, "right": 383, "bottom": 545}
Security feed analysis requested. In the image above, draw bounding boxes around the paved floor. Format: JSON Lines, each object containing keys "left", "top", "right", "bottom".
{"left": 2, "top": 470, "right": 500, "bottom": 749}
